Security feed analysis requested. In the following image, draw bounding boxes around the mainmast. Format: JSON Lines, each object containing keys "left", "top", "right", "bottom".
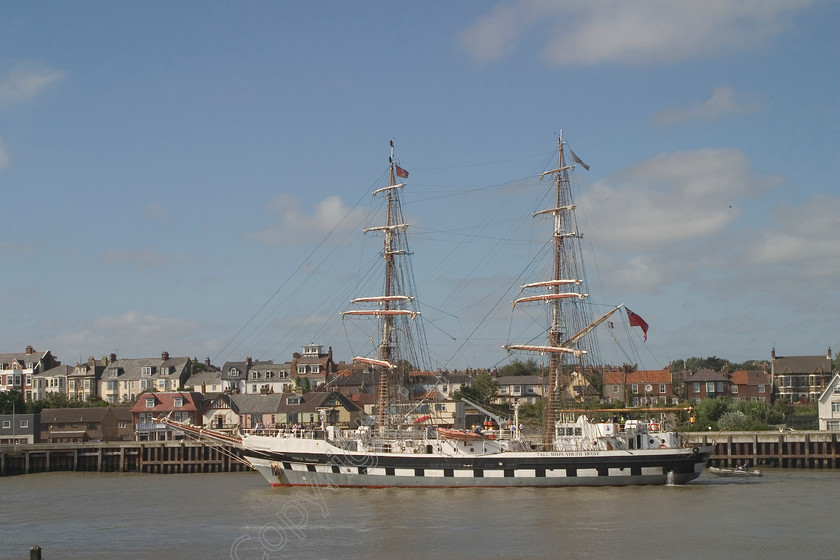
{"left": 342, "top": 141, "right": 415, "bottom": 428}
{"left": 504, "top": 133, "right": 589, "bottom": 447}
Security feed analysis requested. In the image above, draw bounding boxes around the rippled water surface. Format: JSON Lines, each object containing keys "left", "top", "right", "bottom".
{"left": 2, "top": 468, "right": 837, "bottom": 559}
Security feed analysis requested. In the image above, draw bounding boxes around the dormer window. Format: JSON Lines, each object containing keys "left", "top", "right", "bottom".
{"left": 311, "top": 365, "right": 320, "bottom": 374}
{"left": 297, "top": 365, "right": 306, "bottom": 375}
{"left": 145, "top": 398, "right": 155, "bottom": 408}
{"left": 109, "top": 368, "right": 119, "bottom": 378}
{"left": 161, "top": 366, "right": 171, "bottom": 376}
{"left": 229, "top": 368, "right": 240, "bottom": 377}
{"left": 141, "top": 366, "right": 153, "bottom": 376}
{"left": 251, "top": 371, "right": 260, "bottom": 380}
{"left": 265, "top": 371, "right": 273, "bottom": 379}
{"left": 174, "top": 397, "right": 184, "bottom": 407}
{"left": 286, "top": 396, "right": 302, "bottom": 405}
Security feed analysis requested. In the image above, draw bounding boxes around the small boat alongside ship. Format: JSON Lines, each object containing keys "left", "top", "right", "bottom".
{"left": 163, "top": 135, "right": 713, "bottom": 487}
{"left": 709, "top": 466, "right": 763, "bottom": 478}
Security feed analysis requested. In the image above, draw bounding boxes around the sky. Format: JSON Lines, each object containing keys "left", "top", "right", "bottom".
{"left": 1, "top": 0, "right": 838, "bottom": 373}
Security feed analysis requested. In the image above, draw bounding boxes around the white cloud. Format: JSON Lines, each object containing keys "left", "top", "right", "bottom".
{"left": 745, "top": 194, "right": 840, "bottom": 276}
{"left": 581, "top": 148, "right": 777, "bottom": 250}
{"left": 651, "top": 86, "right": 762, "bottom": 126}
{"left": 141, "top": 201, "right": 173, "bottom": 222}
{"left": 246, "top": 194, "right": 365, "bottom": 246}
{"left": 0, "top": 138, "right": 8, "bottom": 170}
{"left": 0, "top": 62, "right": 64, "bottom": 108}
{"left": 52, "top": 310, "right": 206, "bottom": 360}
{"left": 460, "top": 0, "right": 812, "bottom": 66}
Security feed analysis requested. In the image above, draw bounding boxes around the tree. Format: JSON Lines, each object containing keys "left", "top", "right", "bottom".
{"left": 0, "top": 390, "right": 25, "bottom": 414}
{"left": 454, "top": 372, "right": 499, "bottom": 406}
{"left": 497, "top": 359, "right": 539, "bottom": 377}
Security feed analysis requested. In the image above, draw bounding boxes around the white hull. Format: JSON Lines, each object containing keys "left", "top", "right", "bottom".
{"left": 241, "top": 434, "right": 712, "bottom": 488}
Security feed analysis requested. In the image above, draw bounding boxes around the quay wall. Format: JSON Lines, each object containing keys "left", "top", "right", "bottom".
{"left": 685, "top": 431, "right": 840, "bottom": 468}
{"left": 0, "top": 441, "right": 252, "bottom": 477}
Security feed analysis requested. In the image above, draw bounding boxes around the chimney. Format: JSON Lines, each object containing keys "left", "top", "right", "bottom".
{"left": 205, "top": 357, "right": 211, "bottom": 367}
{"left": 828, "top": 347, "right": 832, "bottom": 360}
{"left": 162, "top": 351, "right": 170, "bottom": 361}
{"left": 25, "top": 345, "right": 34, "bottom": 354}
{"left": 109, "top": 353, "right": 117, "bottom": 364}
{"left": 246, "top": 356, "right": 252, "bottom": 368}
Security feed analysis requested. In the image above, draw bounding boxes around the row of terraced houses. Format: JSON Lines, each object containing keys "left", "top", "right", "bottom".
{"left": 2, "top": 344, "right": 840, "bottom": 443}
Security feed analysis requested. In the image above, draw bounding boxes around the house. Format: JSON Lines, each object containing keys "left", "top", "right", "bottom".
{"left": 685, "top": 369, "right": 733, "bottom": 404}
{"left": 292, "top": 343, "right": 333, "bottom": 388}
{"left": 772, "top": 347, "right": 833, "bottom": 404}
{"left": 602, "top": 370, "right": 626, "bottom": 404}
{"left": 131, "top": 391, "right": 205, "bottom": 441}
{"left": 276, "top": 391, "right": 361, "bottom": 428}
{"left": 0, "top": 413, "right": 40, "bottom": 444}
{"left": 558, "top": 370, "right": 600, "bottom": 403}
{"left": 730, "top": 369, "right": 772, "bottom": 404}
{"left": 494, "top": 376, "right": 545, "bottom": 405}
{"left": 330, "top": 369, "right": 377, "bottom": 398}
{"left": 100, "top": 352, "right": 192, "bottom": 405}
{"left": 0, "top": 346, "right": 61, "bottom": 402}
{"left": 817, "top": 374, "right": 840, "bottom": 430}
{"left": 220, "top": 357, "right": 294, "bottom": 395}
{"left": 408, "top": 372, "right": 471, "bottom": 401}
{"left": 30, "top": 365, "right": 73, "bottom": 402}
{"left": 39, "top": 408, "right": 133, "bottom": 443}
{"left": 625, "top": 369, "right": 677, "bottom": 406}
{"left": 184, "top": 369, "right": 225, "bottom": 395}
{"left": 68, "top": 356, "right": 108, "bottom": 402}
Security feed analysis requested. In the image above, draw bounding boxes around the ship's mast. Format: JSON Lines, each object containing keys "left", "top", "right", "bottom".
{"left": 504, "top": 133, "right": 589, "bottom": 447}
{"left": 342, "top": 142, "right": 415, "bottom": 428}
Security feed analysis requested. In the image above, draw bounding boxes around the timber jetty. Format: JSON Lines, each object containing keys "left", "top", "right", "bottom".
{"left": 685, "top": 430, "right": 840, "bottom": 468}
{"left": 0, "top": 441, "right": 249, "bottom": 477}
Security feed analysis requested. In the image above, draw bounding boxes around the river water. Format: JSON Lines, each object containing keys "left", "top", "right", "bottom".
{"left": 1, "top": 468, "right": 836, "bottom": 560}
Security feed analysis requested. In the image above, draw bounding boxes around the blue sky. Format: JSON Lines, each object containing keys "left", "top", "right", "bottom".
{"left": 1, "top": 1, "right": 838, "bottom": 372}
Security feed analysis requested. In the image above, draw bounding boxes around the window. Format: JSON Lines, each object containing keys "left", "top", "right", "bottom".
{"left": 229, "top": 368, "right": 240, "bottom": 377}
{"left": 716, "top": 381, "right": 724, "bottom": 393}
{"left": 612, "top": 385, "right": 618, "bottom": 393}
{"left": 731, "top": 384, "right": 738, "bottom": 394}
{"left": 85, "top": 379, "right": 91, "bottom": 388}
{"left": 161, "top": 367, "right": 171, "bottom": 376}
{"left": 145, "top": 398, "right": 155, "bottom": 408}
{"left": 118, "top": 421, "right": 127, "bottom": 429}
{"left": 659, "top": 384, "right": 666, "bottom": 394}
{"left": 631, "top": 384, "right": 638, "bottom": 394}
{"left": 832, "top": 402, "right": 840, "bottom": 413}
{"left": 140, "top": 379, "right": 150, "bottom": 390}
{"left": 156, "top": 379, "right": 167, "bottom": 390}
{"left": 251, "top": 371, "right": 260, "bottom": 380}
{"left": 265, "top": 371, "right": 273, "bottom": 379}
{"left": 109, "top": 368, "right": 119, "bottom": 378}
{"left": 311, "top": 365, "right": 320, "bottom": 374}
{"left": 20, "top": 420, "right": 29, "bottom": 428}
{"left": 2, "top": 420, "right": 10, "bottom": 429}
{"left": 287, "top": 396, "right": 302, "bottom": 405}
{"left": 706, "top": 382, "right": 715, "bottom": 394}
{"left": 174, "top": 397, "right": 184, "bottom": 407}
{"left": 141, "top": 366, "right": 153, "bottom": 376}
{"left": 297, "top": 365, "right": 306, "bottom": 375}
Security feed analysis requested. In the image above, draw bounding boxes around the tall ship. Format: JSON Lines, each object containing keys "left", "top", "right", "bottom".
{"left": 166, "top": 137, "right": 712, "bottom": 487}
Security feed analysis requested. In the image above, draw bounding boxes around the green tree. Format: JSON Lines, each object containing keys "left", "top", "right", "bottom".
{"left": 497, "top": 359, "right": 539, "bottom": 377}
{"left": 0, "top": 390, "right": 25, "bottom": 414}
{"left": 454, "top": 372, "right": 499, "bottom": 406}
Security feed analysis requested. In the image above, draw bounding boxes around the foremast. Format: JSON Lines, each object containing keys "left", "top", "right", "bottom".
{"left": 342, "top": 142, "right": 416, "bottom": 428}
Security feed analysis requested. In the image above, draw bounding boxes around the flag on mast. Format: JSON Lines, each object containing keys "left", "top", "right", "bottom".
{"left": 395, "top": 165, "right": 409, "bottom": 178}
{"left": 626, "top": 308, "right": 649, "bottom": 341}
{"left": 569, "top": 149, "right": 590, "bottom": 171}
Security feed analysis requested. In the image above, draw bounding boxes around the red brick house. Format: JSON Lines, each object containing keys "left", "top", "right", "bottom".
{"left": 730, "top": 369, "right": 772, "bottom": 404}
{"left": 685, "top": 369, "right": 733, "bottom": 403}
{"left": 131, "top": 391, "right": 205, "bottom": 441}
